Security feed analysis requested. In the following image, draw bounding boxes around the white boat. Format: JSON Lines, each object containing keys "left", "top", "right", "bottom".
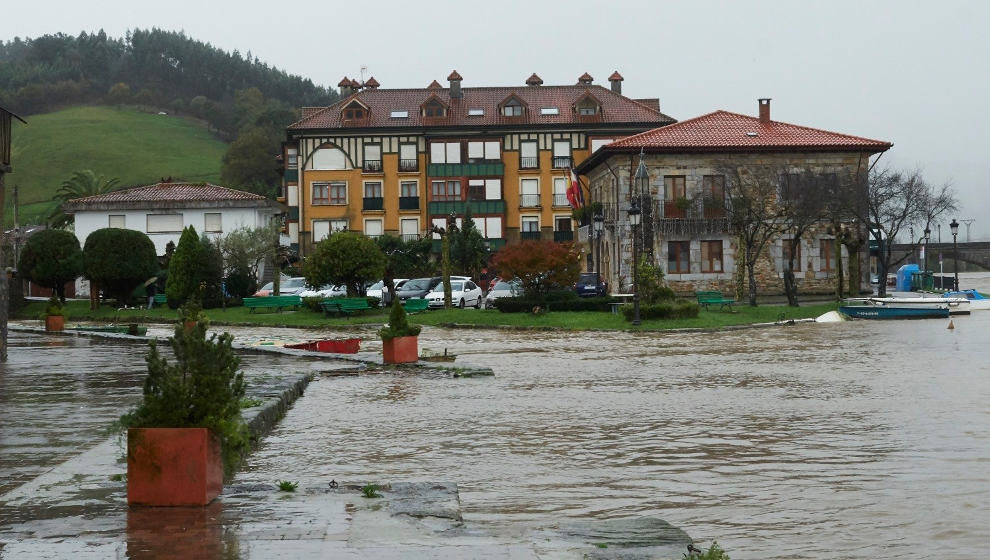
{"left": 860, "top": 296, "right": 970, "bottom": 315}
{"left": 943, "top": 290, "right": 990, "bottom": 310}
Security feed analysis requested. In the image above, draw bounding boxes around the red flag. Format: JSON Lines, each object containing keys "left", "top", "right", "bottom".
{"left": 571, "top": 169, "right": 584, "bottom": 207}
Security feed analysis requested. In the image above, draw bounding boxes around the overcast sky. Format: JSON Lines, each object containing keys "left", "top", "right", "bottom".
{"left": 4, "top": 0, "right": 988, "bottom": 239}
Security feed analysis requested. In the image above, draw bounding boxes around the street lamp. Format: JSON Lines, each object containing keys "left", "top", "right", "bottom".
{"left": 593, "top": 211, "right": 604, "bottom": 290}
{"left": 629, "top": 151, "right": 649, "bottom": 326}
{"left": 923, "top": 226, "right": 930, "bottom": 273}
{"left": 950, "top": 219, "right": 959, "bottom": 291}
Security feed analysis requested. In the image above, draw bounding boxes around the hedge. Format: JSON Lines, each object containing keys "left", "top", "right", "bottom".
{"left": 621, "top": 300, "right": 700, "bottom": 321}
{"left": 492, "top": 294, "right": 618, "bottom": 313}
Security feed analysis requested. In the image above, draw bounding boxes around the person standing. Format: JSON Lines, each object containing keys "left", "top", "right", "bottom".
{"left": 146, "top": 281, "right": 157, "bottom": 310}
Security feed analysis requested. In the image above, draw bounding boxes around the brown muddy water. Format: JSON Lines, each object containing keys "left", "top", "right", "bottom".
{"left": 237, "top": 273, "right": 990, "bottom": 559}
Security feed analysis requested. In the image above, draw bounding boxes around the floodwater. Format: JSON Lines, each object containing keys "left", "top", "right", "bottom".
{"left": 238, "top": 272, "right": 990, "bottom": 559}
{"left": 1, "top": 273, "right": 988, "bottom": 559}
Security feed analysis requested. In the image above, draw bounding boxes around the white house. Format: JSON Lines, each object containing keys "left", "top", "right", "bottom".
{"left": 63, "top": 181, "right": 287, "bottom": 295}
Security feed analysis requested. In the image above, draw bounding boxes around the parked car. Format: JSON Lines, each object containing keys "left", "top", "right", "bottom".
{"left": 485, "top": 279, "right": 522, "bottom": 306}
{"left": 253, "top": 277, "right": 308, "bottom": 297}
{"left": 299, "top": 283, "right": 347, "bottom": 298}
{"left": 575, "top": 272, "right": 607, "bottom": 297}
{"left": 396, "top": 277, "right": 443, "bottom": 301}
{"left": 367, "top": 279, "right": 408, "bottom": 305}
{"left": 426, "top": 279, "right": 483, "bottom": 308}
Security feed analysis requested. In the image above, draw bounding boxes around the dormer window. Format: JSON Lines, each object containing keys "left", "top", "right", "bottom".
{"left": 342, "top": 100, "right": 369, "bottom": 121}
{"left": 574, "top": 94, "right": 602, "bottom": 117}
{"left": 345, "top": 108, "right": 364, "bottom": 119}
{"left": 423, "top": 100, "right": 446, "bottom": 117}
{"left": 502, "top": 98, "right": 524, "bottom": 116}
{"left": 578, "top": 107, "right": 596, "bottom": 116}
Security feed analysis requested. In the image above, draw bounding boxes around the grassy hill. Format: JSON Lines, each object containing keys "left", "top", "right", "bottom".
{"left": 6, "top": 106, "right": 229, "bottom": 224}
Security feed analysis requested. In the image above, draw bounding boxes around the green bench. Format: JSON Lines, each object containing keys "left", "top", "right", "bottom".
{"left": 153, "top": 294, "right": 167, "bottom": 306}
{"left": 695, "top": 290, "right": 736, "bottom": 311}
{"left": 402, "top": 298, "right": 430, "bottom": 313}
{"left": 243, "top": 295, "right": 302, "bottom": 313}
{"left": 322, "top": 297, "right": 372, "bottom": 317}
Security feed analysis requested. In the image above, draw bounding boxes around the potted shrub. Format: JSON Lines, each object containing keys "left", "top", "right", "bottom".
{"left": 42, "top": 296, "right": 66, "bottom": 332}
{"left": 120, "top": 318, "right": 248, "bottom": 506}
{"left": 179, "top": 298, "right": 205, "bottom": 331}
{"left": 378, "top": 299, "right": 421, "bottom": 364}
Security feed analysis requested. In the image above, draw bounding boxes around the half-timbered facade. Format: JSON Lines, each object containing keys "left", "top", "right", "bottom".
{"left": 282, "top": 71, "right": 674, "bottom": 256}
{"left": 574, "top": 100, "right": 892, "bottom": 295}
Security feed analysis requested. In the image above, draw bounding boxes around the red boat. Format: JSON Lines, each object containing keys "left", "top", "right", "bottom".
{"left": 285, "top": 338, "right": 361, "bottom": 353}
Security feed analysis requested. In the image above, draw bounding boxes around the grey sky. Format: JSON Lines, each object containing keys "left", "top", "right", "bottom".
{"left": 4, "top": 0, "right": 988, "bottom": 239}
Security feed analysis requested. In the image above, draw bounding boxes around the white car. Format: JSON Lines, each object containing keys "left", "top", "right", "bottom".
{"left": 254, "top": 276, "right": 309, "bottom": 296}
{"left": 426, "top": 279, "right": 483, "bottom": 309}
{"left": 485, "top": 279, "right": 522, "bottom": 306}
{"left": 366, "top": 279, "right": 408, "bottom": 303}
{"left": 299, "top": 283, "right": 347, "bottom": 298}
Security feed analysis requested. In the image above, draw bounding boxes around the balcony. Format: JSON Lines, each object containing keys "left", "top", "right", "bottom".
{"left": 363, "top": 197, "right": 384, "bottom": 211}
{"left": 428, "top": 199, "right": 506, "bottom": 216}
{"left": 519, "top": 194, "right": 541, "bottom": 208}
{"left": 287, "top": 207, "right": 299, "bottom": 220}
{"left": 553, "top": 230, "right": 574, "bottom": 242}
{"left": 553, "top": 193, "right": 570, "bottom": 207}
{"left": 401, "top": 233, "right": 420, "bottom": 242}
{"left": 663, "top": 199, "right": 687, "bottom": 219}
{"left": 399, "top": 159, "right": 418, "bottom": 172}
{"left": 485, "top": 238, "right": 507, "bottom": 251}
{"left": 428, "top": 162, "right": 505, "bottom": 177}
{"left": 702, "top": 198, "right": 727, "bottom": 219}
{"left": 284, "top": 168, "right": 298, "bottom": 182}
{"left": 519, "top": 156, "right": 538, "bottom": 169}
{"left": 399, "top": 196, "right": 420, "bottom": 210}
{"left": 552, "top": 156, "right": 572, "bottom": 169}
{"left": 363, "top": 160, "right": 383, "bottom": 173}
{"left": 521, "top": 231, "right": 542, "bottom": 241}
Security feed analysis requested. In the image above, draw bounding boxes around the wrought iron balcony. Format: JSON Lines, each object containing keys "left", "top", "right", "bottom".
{"left": 398, "top": 159, "right": 418, "bottom": 172}
{"left": 363, "top": 160, "right": 383, "bottom": 172}
{"left": 553, "top": 230, "right": 574, "bottom": 242}
{"left": 552, "top": 156, "right": 572, "bottom": 169}
{"left": 519, "top": 156, "right": 538, "bottom": 169}
{"left": 401, "top": 233, "right": 420, "bottom": 242}
{"left": 521, "top": 231, "right": 542, "bottom": 241}
{"left": 399, "top": 196, "right": 420, "bottom": 210}
{"left": 363, "top": 197, "right": 384, "bottom": 211}
{"left": 553, "top": 193, "right": 570, "bottom": 207}
{"left": 519, "top": 194, "right": 541, "bottom": 208}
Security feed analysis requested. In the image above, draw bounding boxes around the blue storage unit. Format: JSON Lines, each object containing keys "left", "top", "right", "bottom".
{"left": 896, "top": 264, "right": 919, "bottom": 292}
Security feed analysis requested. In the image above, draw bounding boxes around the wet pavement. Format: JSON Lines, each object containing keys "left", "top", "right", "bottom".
{"left": 2, "top": 273, "right": 989, "bottom": 559}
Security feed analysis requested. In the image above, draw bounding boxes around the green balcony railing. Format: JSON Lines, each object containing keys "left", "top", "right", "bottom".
{"left": 521, "top": 231, "right": 542, "bottom": 241}
{"left": 428, "top": 162, "right": 505, "bottom": 177}
{"left": 287, "top": 207, "right": 299, "bottom": 220}
{"left": 284, "top": 168, "right": 298, "bottom": 182}
{"left": 399, "top": 196, "right": 420, "bottom": 210}
{"left": 363, "top": 197, "right": 384, "bottom": 211}
{"left": 428, "top": 199, "right": 506, "bottom": 216}
{"left": 553, "top": 230, "right": 574, "bottom": 242}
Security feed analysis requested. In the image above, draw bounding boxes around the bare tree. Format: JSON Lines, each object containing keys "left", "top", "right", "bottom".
{"left": 847, "top": 166, "right": 956, "bottom": 297}
{"left": 722, "top": 165, "right": 789, "bottom": 306}
{"left": 777, "top": 172, "right": 830, "bottom": 306}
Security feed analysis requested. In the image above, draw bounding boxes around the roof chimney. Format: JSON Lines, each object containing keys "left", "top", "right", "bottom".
{"left": 758, "top": 98, "right": 771, "bottom": 122}
{"left": 608, "top": 71, "right": 624, "bottom": 94}
{"left": 338, "top": 76, "right": 353, "bottom": 96}
{"left": 577, "top": 72, "right": 593, "bottom": 86}
{"left": 526, "top": 73, "right": 543, "bottom": 86}
{"left": 448, "top": 70, "right": 463, "bottom": 98}
{"left": 364, "top": 77, "right": 380, "bottom": 89}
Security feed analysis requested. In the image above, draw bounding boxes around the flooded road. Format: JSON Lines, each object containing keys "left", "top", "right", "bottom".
{"left": 238, "top": 274, "right": 990, "bottom": 559}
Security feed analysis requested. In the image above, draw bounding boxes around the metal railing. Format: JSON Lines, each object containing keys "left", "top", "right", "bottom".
{"left": 401, "top": 233, "right": 419, "bottom": 242}
{"left": 554, "top": 230, "right": 574, "bottom": 242}
{"left": 399, "top": 159, "right": 418, "bottom": 172}
{"left": 519, "top": 156, "right": 538, "bottom": 169}
{"left": 520, "top": 194, "right": 541, "bottom": 207}
{"left": 521, "top": 231, "right": 542, "bottom": 240}
{"left": 363, "top": 197, "right": 384, "bottom": 211}
{"left": 553, "top": 193, "right": 569, "bottom": 206}
{"left": 398, "top": 196, "right": 419, "bottom": 210}
{"left": 363, "top": 160, "right": 382, "bottom": 172}
{"left": 552, "top": 156, "right": 572, "bottom": 169}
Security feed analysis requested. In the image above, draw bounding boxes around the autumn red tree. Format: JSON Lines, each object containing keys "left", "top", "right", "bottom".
{"left": 490, "top": 241, "right": 581, "bottom": 297}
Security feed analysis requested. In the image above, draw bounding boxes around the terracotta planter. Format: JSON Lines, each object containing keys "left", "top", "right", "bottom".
{"left": 127, "top": 427, "right": 222, "bottom": 506}
{"left": 382, "top": 335, "right": 418, "bottom": 364}
{"left": 45, "top": 315, "right": 65, "bottom": 332}
{"left": 183, "top": 320, "right": 197, "bottom": 331}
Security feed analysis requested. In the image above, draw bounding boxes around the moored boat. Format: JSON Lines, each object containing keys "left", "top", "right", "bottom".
{"left": 864, "top": 296, "right": 970, "bottom": 315}
{"left": 70, "top": 324, "right": 148, "bottom": 335}
{"left": 838, "top": 304, "right": 949, "bottom": 319}
{"left": 943, "top": 289, "right": 990, "bottom": 310}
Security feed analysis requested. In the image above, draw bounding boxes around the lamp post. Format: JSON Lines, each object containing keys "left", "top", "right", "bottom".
{"left": 950, "top": 219, "right": 959, "bottom": 291}
{"left": 629, "top": 151, "right": 649, "bottom": 326}
{"left": 593, "top": 211, "right": 604, "bottom": 290}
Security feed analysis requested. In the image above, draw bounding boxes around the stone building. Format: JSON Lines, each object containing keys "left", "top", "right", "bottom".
{"left": 573, "top": 99, "right": 892, "bottom": 296}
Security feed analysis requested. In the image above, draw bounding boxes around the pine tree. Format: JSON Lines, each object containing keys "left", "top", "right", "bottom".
{"left": 166, "top": 226, "right": 204, "bottom": 306}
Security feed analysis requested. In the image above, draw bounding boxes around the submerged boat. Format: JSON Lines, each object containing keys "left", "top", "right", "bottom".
{"left": 865, "top": 296, "right": 970, "bottom": 315}
{"left": 839, "top": 299, "right": 950, "bottom": 319}
{"left": 284, "top": 338, "right": 361, "bottom": 354}
{"left": 943, "top": 290, "right": 990, "bottom": 310}
{"left": 70, "top": 324, "right": 147, "bottom": 335}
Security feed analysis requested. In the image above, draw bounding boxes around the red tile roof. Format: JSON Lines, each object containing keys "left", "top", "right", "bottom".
{"left": 575, "top": 110, "right": 891, "bottom": 173}
{"left": 427, "top": 80, "right": 443, "bottom": 89}
{"left": 289, "top": 84, "right": 674, "bottom": 130}
{"left": 65, "top": 182, "right": 268, "bottom": 207}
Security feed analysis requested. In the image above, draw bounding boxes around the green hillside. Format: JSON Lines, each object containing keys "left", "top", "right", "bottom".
{"left": 6, "top": 106, "right": 229, "bottom": 224}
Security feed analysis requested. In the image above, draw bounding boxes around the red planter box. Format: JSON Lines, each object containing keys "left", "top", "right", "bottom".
{"left": 382, "top": 335, "right": 418, "bottom": 364}
{"left": 127, "top": 427, "right": 222, "bottom": 506}
{"left": 45, "top": 315, "right": 65, "bottom": 332}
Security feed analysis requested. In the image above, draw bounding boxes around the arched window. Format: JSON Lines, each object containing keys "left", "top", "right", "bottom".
{"left": 310, "top": 146, "right": 350, "bottom": 170}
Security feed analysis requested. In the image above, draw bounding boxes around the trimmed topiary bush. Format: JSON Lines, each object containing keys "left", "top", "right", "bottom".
{"left": 165, "top": 226, "right": 203, "bottom": 308}
{"left": 492, "top": 292, "right": 618, "bottom": 313}
{"left": 83, "top": 228, "right": 158, "bottom": 306}
{"left": 378, "top": 299, "right": 421, "bottom": 341}
{"left": 19, "top": 229, "right": 84, "bottom": 303}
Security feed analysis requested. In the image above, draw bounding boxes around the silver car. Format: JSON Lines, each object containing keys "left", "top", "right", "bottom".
{"left": 485, "top": 279, "right": 522, "bottom": 306}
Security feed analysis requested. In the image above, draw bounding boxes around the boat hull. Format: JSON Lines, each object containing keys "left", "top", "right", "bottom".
{"left": 285, "top": 338, "right": 361, "bottom": 353}
{"left": 839, "top": 305, "right": 949, "bottom": 319}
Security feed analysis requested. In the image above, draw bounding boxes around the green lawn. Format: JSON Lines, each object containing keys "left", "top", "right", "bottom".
{"left": 7, "top": 105, "right": 228, "bottom": 224}
{"left": 17, "top": 300, "right": 839, "bottom": 332}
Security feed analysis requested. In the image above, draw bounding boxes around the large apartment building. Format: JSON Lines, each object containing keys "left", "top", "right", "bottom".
{"left": 280, "top": 71, "right": 674, "bottom": 256}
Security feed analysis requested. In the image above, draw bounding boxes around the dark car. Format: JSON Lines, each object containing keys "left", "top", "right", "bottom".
{"left": 575, "top": 272, "right": 607, "bottom": 297}
{"left": 395, "top": 277, "right": 443, "bottom": 301}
